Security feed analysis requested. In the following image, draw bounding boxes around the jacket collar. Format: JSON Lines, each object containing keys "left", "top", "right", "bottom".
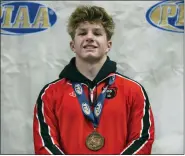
{"left": 59, "top": 56, "right": 117, "bottom": 88}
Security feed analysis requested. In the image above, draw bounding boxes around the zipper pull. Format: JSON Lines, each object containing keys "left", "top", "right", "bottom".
{"left": 90, "top": 88, "right": 94, "bottom": 103}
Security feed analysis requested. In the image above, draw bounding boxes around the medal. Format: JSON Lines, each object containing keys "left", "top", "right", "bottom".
{"left": 86, "top": 131, "right": 104, "bottom": 151}
{"left": 72, "top": 75, "right": 116, "bottom": 151}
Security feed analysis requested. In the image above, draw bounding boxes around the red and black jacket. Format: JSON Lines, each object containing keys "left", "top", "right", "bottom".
{"left": 33, "top": 57, "right": 155, "bottom": 154}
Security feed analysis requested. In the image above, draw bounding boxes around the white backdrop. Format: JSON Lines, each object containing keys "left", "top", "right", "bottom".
{"left": 1, "top": 1, "right": 184, "bottom": 154}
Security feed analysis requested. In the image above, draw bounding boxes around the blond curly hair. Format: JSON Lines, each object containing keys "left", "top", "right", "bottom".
{"left": 67, "top": 5, "right": 115, "bottom": 40}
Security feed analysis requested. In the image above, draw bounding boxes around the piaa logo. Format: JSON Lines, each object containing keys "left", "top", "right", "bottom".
{"left": 0, "top": 1, "right": 57, "bottom": 35}
{"left": 146, "top": 0, "right": 184, "bottom": 33}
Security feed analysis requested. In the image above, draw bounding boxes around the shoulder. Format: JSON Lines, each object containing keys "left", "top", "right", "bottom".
{"left": 38, "top": 77, "right": 67, "bottom": 98}
{"left": 115, "top": 72, "right": 150, "bottom": 101}
{"left": 115, "top": 72, "right": 144, "bottom": 90}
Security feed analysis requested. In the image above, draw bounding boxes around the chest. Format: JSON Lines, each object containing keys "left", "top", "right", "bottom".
{"left": 55, "top": 84, "right": 132, "bottom": 125}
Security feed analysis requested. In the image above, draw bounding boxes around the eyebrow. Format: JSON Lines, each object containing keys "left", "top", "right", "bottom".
{"left": 77, "top": 28, "right": 104, "bottom": 32}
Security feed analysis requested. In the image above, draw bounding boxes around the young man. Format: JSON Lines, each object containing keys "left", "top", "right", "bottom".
{"left": 33, "top": 5, "right": 155, "bottom": 155}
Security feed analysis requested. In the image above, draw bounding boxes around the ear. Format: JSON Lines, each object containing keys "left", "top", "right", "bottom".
{"left": 106, "top": 40, "right": 112, "bottom": 53}
{"left": 70, "top": 40, "right": 75, "bottom": 52}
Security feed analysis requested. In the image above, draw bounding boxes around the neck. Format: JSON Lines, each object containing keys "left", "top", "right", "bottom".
{"left": 75, "top": 56, "right": 107, "bottom": 81}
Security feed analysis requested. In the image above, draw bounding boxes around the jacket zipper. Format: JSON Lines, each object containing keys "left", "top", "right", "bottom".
{"left": 90, "top": 88, "right": 94, "bottom": 104}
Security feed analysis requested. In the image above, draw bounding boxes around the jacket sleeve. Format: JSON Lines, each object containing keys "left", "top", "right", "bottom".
{"left": 120, "top": 85, "right": 155, "bottom": 155}
{"left": 33, "top": 84, "right": 65, "bottom": 155}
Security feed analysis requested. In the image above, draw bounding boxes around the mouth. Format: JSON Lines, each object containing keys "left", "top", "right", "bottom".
{"left": 83, "top": 45, "right": 98, "bottom": 49}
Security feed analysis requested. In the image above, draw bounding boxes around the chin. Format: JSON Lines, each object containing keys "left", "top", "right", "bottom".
{"left": 83, "top": 55, "right": 105, "bottom": 63}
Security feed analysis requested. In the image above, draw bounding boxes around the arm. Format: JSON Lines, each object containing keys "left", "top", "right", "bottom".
{"left": 121, "top": 85, "right": 155, "bottom": 155}
{"left": 33, "top": 84, "right": 65, "bottom": 154}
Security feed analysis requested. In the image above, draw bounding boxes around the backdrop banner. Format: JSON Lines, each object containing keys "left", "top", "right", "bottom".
{"left": 1, "top": 1, "right": 183, "bottom": 154}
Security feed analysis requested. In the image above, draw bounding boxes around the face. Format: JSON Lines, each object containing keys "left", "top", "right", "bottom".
{"left": 70, "top": 21, "right": 112, "bottom": 63}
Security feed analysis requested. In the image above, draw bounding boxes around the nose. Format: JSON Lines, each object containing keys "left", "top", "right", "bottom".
{"left": 86, "top": 31, "right": 94, "bottom": 42}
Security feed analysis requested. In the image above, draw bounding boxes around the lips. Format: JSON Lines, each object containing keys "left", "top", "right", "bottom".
{"left": 83, "top": 45, "right": 97, "bottom": 49}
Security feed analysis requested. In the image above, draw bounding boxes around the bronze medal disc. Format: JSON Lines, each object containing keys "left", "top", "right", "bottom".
{"left": 86, "top": 131, "right": 105, "bottom": 151}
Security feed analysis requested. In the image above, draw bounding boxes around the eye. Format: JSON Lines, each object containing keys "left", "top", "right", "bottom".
{"left": 94, "top": 32, "right": 102, "bottom": 36}
{"left": 78, "top": 32, "right": 86, "bottom": 36}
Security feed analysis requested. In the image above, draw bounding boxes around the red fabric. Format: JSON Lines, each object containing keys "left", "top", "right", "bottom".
{"left": 33, "top": 73, "right": 155, "bottom": 154}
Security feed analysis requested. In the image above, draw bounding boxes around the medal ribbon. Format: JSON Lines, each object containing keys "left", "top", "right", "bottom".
{"left": 72, "top": 75, "right": 115, "bottom": 128}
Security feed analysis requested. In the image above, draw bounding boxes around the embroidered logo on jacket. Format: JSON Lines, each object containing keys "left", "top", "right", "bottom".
{"left": 102, "top": 87, "right": 117, "bottom": 99}
{"left": 69, "top": 91, "right": 76, "bottom": 97}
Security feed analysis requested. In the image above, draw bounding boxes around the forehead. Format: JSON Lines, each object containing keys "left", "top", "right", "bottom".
{"left": 76, "top": 21, "right": 105, "bottom": 31}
